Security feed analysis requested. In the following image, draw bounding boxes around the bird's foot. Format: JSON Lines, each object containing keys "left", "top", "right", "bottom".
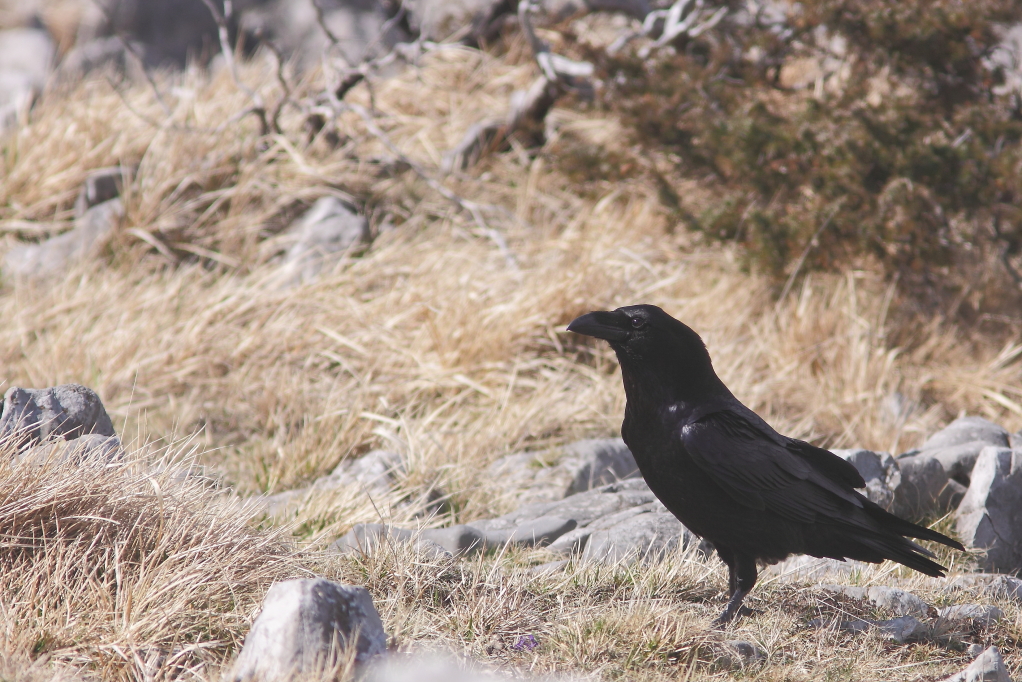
{"left": 712, "top": 589, "right": 751, "bottom": 627}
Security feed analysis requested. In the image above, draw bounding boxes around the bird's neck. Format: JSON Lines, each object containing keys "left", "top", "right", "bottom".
{"left": 617, "top": 353, "right": 732, "bottom": 419}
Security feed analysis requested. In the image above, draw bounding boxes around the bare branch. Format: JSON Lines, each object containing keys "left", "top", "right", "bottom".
{"left": 341, "top": 101, "right": 519, "bottom": 269}
{"left": 199, "top": 0, "right": 270, "bottom": 134}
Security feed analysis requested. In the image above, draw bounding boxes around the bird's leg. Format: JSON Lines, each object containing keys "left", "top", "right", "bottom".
{"left": 713, "top": 544, "right": 738, "bottom": 596}
{"left": 713, "top": 554, "right": 758, "bottom": 627}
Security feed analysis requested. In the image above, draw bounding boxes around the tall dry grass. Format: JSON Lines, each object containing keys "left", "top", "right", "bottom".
{"left": 1, "top": 35, "right": 1022, "bottom": 681}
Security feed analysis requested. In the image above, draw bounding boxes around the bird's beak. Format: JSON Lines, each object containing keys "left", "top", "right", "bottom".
{"left": 567, "top": 311, "right": 629, "bottom": 342}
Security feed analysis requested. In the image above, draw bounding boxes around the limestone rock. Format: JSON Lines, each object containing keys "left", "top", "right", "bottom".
{"left": 0, "top": 28, "right": 54, "bottom": 132}
{"left": 74, "top": 167, "right": 131, "bottom": 217}
{"left": 563, "top": 438, "right": 640, "bottom": 495}
{"left": 316, "top": 449, "right": 403, "bottom": 496}
{"left": 405, "top": 0, "right": 509, "bottom": 43}
{"left": 938, "top": 604, "right": 1004, "bottom": 623}
{"left": 925, "top": 440, "right": 990, "bottom": 486}
{"left": 580, "top": 503, "right": 694, "bottom": 565}
{"left": 4, "top": 198, "right": 123, "bottom": 279}
{"left": 278, "top": 197, "right": 370, "bottom": 285}
{"left": 484, "top": 438, "right": 642, "bottom": 506}
{"left": 893, "top": 453, "right": 951, "bottom": 519}
{"left": 473, "top": 478, "right": 657, "bottom": 537}
{"left": 809, "top": 615, "right": 927, "bottom": 643}
{"left": 922, "top": 417, "right": 1009, "bottom": 452}
{"left": 955, "top": 447, "right": 1022, "bottom": 573}
{"left": 0, "top": 384, "right": 116, "bottom": 446}
{"left": 327, "top": 523, "right": 453, "bottom": 559}
{"left": 832, "top": 448, "right": 900, "bottom": 510}
{"left": 230, "top": 579, "right": 386, "bottom": 681}
{"left": 18, "top": 433, "right": 123, "bottom": 465}
{"left": 763, "top": 555, "right": 871, "bottom": 581}
{"left": 819, "top": 584, "right": 931, "bottom": 618}
{"left": 941, "top": 646, "right": 1011, "bottom": 682}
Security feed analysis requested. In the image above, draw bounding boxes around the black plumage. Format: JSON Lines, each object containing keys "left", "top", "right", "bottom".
{"left": 567, "top": 304, "right": 963, "bottom": 624}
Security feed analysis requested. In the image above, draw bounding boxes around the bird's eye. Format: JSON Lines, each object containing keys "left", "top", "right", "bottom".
{"left": 630, "top": 317, "right": 645, "bottom": 329}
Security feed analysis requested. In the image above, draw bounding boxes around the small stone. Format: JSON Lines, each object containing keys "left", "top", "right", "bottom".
{"left": 482, "top": 516, "right": 577, "bottom": 548}
{"left": 419, "top": 525, "right": 485, "bottom": 554}
{"left": 0, "top": 384, "right": 116, "bottom": 447}
{"left": 4, "top": 198, "right": 123, "bottom": 278}
{"left": 955, "top": 447, "right": 1022, "bottom": 573}
{"left": 819, "top": 584, "right": 931, "bottom": 618}
{"left": 765, "top": 555, "right": 870, "bottom": 581}
{"left": 832, "top": 448, "right": 901, "bottom": 510}
{"left": 315, "top": 449, "right": 403, "bottom": 496}
{"left": 530, "top": 560, "right": 568, "bottom": 575}
{"left": 940, "top": 646, "right": 1011, "bottom": 682}
{"left": 893, "top": 453, "right": 950, "bottom": 519}
{"left": 923, "top": 417, "right": 1009, "bottom": 452}
{"left": 74, "top": 167, "right": 131, "bottom": 217}
{"left": 724, "top": 639, "right": 765, "bottom": 665}
{"left": 229, "top": 579, "right": 386, "bottom": 681}
{"left": 809, "top": 615, "right": 927, "bottom": 643}
{"left": 967, "top": 643, "right": 984, "bottom": 658}
{"left": 277, "top": 197, "right": 369, "bottom": 285}
{"left": 926, "top": 440, "right": 990, "bottom": 486}
{"left": 563, "top": 438, "right": 640, "bottom": 495}
{"left": 938, "top": 604, "right": 1004, "bottom": 623}
{"left": 581, "top": 506, "right": 691, "bottom": 565}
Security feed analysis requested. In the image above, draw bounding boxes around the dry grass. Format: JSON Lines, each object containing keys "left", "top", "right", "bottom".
{"left": 1, "top": 39, "right": 1022, "bottom": 681}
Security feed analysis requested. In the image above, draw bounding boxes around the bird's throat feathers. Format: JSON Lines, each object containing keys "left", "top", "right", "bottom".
{"left": 611, "top": 325, "right": 731, "bottom": 409}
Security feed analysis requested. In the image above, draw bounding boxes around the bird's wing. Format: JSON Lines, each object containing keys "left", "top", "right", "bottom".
{"left": 681, "top": 410, "right": 864, "bottom": 523}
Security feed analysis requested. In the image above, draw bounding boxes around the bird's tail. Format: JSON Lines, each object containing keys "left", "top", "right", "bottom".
{"left": 861, "top": 498, "right": 965, "bottom": 551}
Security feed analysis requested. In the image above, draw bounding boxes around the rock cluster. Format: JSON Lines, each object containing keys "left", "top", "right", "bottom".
{"left": 319, "top": 416, "right": 1022, "bottom": 577}
{"left": 0, "top": 384, "right": 122, "bottom": 463}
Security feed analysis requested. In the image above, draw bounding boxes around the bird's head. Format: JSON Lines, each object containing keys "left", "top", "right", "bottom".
{"left": 567, "top": 304, "right": 727, "bottom": 399}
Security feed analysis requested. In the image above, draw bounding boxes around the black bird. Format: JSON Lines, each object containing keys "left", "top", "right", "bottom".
{"left": 567, "top": 304, "right": 963, "bottom": 625}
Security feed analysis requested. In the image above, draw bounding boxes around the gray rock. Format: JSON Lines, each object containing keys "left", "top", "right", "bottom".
{"left": 16, "top": 433, "right": 124, "bottom": 465}
{"left": 937, "top": 604, "right": 1004, "bottom": 623}
{"left": 955, "top": 447, "right": 1022, "bottom": 573}
{"left": 419, "top": 525, "right": 486, "bottom": 554}
{"left": 229, "top": 579, "right": 386, "bottom": 681}
{"left": 941, "top": 646, "right": 1011, "bottom": 682}
{"left": 809, "top": 615, "right": 927, "bottom": 643}
{"left": 723, "top": 639, "right": 765, "bottom": 665}
{"left": 949, "top": 573, "right": 1022, "bottom": 600}
{"left": 328, "top": 523, "right": 453, "bottom": 559}
{"left": 5, "top": 198, "right": 123, "bottom": 279}
{"left": 581, "top": 504, "right": 692, "bottom": 565}
{"left": 481, "top": 515, "right": 577, "bottom": 548}
{"left": 893, "top": 453, "right": 951, "bottom": 519}
{"left": 832, "top": 448, "right": 901, "bottom": 510}
{"left": 0, "top": 384, "right": 116, "bottom": 446}
{"left": 564, "top": 438, "right": 640, "bottom": 496}
{"left": 473, "top": 478, "right": 656, "bottom": 535}
{"left": 925, "top": 440, "right": 989, "bottom": 486}
{"left": 763, "top": 555, "right": 870, "bottom": 581}
{"left": 484, "top": 438, "right": 641, "bottom": 506}
{"left": 316, "top": 449, "right": 403, "bottom": 496}
{"left": 278, "top": 197, "right": 369, "bottom": 285}
{"left": 540, "top": 0, "right": 650, "bottom": 21}
{"left": 405, "top": 0, "right": 509, "bottom": 42}
{"left": 58, "top": 37, "right": 138, "bottom": 79}
{"left": 530, "top": 559, "right": 568, "bottom": 575}
{"left": 923, "top": 417, "right": 1009, "bottom": 452}
{"left": 819, "top": 584, "right": 931, "bottom": 618}
{"left": 364, "top": 655, "right": 533, "bottom": 682}
{"left": 0, "top": 28, "right": 54, "bottom": 132}
{"left": 74, "top": 167, "right": 131, "bottom": 217}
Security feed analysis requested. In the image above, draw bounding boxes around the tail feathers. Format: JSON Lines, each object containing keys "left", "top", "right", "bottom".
{"left": 853, "top": 533, "right": 950, "bottom": 577}
{"left": 861, "top": 498, "right": 965, "bottom": 551}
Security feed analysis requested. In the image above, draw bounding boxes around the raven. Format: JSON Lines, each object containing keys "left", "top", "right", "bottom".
{"left": 567, "top": 304, "right": 963, "bottom": 625}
